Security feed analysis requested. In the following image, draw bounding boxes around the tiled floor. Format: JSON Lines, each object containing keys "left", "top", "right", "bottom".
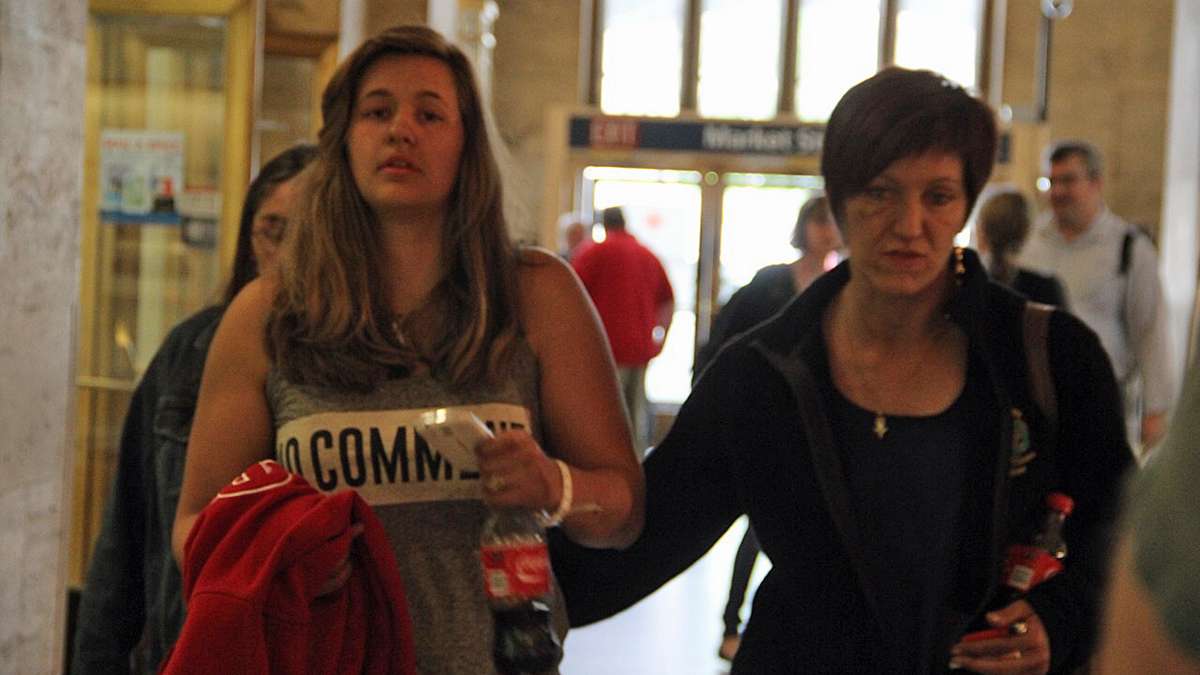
{"left": 559, "top": 519, "right": 770, "bottom": 675}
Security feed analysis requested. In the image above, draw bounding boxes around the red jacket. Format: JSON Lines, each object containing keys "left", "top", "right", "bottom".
{"left": 572, "top": 229, "right": 674, "bottom": 366}
{"left": 161, "top": 460, "right": 416, "bottom": 675}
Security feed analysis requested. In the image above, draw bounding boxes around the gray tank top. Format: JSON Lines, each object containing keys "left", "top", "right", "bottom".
{"left": 267, "top": 342, "right": 566, "bottom": 674}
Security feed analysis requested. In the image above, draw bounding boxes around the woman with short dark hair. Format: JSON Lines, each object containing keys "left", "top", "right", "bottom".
{"left": 553, "top": 68, "right": 1130, "bottom": 674}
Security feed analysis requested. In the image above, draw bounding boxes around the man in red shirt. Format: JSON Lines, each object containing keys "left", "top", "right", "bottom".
{"left": 572, "top": 206, "right": 674, "bottom": 455}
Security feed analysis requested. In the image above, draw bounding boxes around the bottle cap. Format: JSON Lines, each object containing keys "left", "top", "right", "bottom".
{"left": 1046, "top": 492, "right": 1074, "bottom": 515}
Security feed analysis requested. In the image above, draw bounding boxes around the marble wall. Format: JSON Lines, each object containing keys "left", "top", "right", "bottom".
{"left": 1161, "top": 0, "right": 1200, "bottom": 369}
{"left": 492, "top": 0, "right": 583, "bottom": 244}
{"left": 1002, "top": 0, "right": 1175, "bottom": 233}
{"left": 0, "top": 0, "right": 87, "bottom": 673}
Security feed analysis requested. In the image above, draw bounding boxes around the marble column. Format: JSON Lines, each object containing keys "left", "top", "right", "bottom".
{"left": 0, "top": 0, "right": 87, "bottom": 672}
{"left": 427, "top": 0, "right": 500, "bottom": 100}
{"left": 1162, "top": 0, "right": 1200, "bottom": 368}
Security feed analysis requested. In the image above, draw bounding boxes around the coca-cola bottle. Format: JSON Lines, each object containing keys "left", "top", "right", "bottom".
{"left": 480, "top": 508, "right": 562, "bottom": 675}
{"left": 1000, "top": 492, "right": 1073, "bottom": 597}
{"left": 964, "top": 492, "right": 1073, "bottom": 642}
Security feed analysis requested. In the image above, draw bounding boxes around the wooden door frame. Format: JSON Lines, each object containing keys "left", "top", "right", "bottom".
{"left": 71, "top": 0, "right": 259, "bottom": 586}
{"left": 87, "top": 0, "right": 258, "bottom": 281}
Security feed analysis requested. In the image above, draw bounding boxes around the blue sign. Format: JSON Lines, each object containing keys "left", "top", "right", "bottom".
{"left": 569, "top": 115, "right": 824, "bottom": 157}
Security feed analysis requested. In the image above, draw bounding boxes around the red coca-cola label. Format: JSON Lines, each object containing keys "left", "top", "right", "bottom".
{"left": 480, "top": 542, "right": 551, "bottom": 600}
{"left": 1002, "top": 544, "right": 1063, "bottom": 592}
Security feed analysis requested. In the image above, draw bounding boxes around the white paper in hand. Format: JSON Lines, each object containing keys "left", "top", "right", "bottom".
{"left": 415, "top": 407, "right": 494, "bottom": 466}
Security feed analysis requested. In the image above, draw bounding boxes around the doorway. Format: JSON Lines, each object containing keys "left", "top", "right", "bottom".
{"left": 585, "top": 167, "right": 703, "bottom": 406}
{"left": 580, "top": 166, "right": 824, "bottom": 421}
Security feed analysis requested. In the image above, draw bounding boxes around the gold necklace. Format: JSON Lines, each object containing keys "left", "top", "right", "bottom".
{"left": 842, "top": 319, "right": 952, "bottom": 441}
{"left": 872, "top": 411, "right": 889, "bottom": 440}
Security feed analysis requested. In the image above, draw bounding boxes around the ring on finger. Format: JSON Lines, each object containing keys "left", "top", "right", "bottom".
{"left": 1009, "top": 620, "right": 1029, "bottom": 636}
{"left": 484, "top": 475, "right": 507, "bottom": 493}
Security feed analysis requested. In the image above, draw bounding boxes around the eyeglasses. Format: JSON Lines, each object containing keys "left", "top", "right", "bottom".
{"left": 252, "top": 215, "right": 286, "bottom": 244}
{"left": 1038, "top": 172, "right": 1095, "bottom": 191}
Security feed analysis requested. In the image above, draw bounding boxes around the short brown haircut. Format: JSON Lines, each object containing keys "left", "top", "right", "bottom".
{"left": 821, "top": 67, "right": 997, "bottom": 226}
{"left": 602, "top": 206, "right": 626, "bottom": 229}
{"left": 1047, "top": 139, "right": 1103, "bottom": 179}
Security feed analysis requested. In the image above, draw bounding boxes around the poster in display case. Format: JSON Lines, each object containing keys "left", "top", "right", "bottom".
{"left": 99, "top": 129, "right": 185, "bottom": 225}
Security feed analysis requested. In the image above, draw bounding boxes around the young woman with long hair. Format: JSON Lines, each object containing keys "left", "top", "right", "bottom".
{"left": 173, "top": 26, "right": 643, "bottom": 674}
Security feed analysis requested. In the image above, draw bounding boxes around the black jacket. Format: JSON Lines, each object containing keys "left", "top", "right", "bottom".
{"left": 72, "top": 305, "right": 223, "bottom": 675}
{"left": 552, "top": 251, "right": 1131, "bottom": 673}
{"left": 694, "top": 264, "right": 796, "bottom": 380}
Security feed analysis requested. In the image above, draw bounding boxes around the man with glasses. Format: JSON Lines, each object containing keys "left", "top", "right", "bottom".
{"left": 1019, "top": 139, "right": 1176, "bottom": 457}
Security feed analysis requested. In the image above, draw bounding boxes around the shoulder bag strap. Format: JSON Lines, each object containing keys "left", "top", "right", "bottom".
{"left": 1022, "top": 301, "right": 1058, "bottom": 435}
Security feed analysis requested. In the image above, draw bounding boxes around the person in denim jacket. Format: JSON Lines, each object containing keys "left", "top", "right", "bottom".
{"left": 70, "top": 143, "right": 316, "bottom": 674}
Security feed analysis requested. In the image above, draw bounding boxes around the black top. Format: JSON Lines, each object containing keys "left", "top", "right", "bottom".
{"left": 824, "top": 350, "right": 987, "bottom": 672}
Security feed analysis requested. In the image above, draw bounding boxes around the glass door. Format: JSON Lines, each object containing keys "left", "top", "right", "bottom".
{"left": 578, "top": 168, "right": 826, "bottom": 421}
{"left": 257, "top": 31, "right": 339, "bottom": 167}
{"left": 717, "top": 173, "right": 825, "bottom": 303}
{"left": 583, "top": 167, "right": 704, "bottom": 410}
{"left": 71, "top": 0, "right": 257, "bottom": 586}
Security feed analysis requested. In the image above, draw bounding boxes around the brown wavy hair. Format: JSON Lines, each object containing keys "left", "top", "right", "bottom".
{"left": 266, "top": 25, "right": 519, "bottom": 393}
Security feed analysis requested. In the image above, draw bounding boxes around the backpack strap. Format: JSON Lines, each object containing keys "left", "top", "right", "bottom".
{"left": 1119, "top": 231, "right": 1135, "bottom": 276}
{"left": 1118, "top": 226, "right": 1149, "bottom": 345}
{"left": 1023, "top": 301, "right": 1058, "bottom": 435}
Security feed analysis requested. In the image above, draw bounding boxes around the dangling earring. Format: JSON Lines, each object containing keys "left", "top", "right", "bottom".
{"left": 954, "top": 246, "right": 966, "bottom": 286}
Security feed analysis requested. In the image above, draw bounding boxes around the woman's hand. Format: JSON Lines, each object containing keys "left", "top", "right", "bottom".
{"left": 950, "top": 600, "right": 1051, "bottom": 674}
{"left": 475, "top": 430, "right": 563, "bottom": 513}
{"left": 511, "top": 250, "right": 645, "bottom": 548}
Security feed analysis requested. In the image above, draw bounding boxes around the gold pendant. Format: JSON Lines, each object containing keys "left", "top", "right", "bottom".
{"left": 873, "top": 412, "right": 888, "bottom": 439}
